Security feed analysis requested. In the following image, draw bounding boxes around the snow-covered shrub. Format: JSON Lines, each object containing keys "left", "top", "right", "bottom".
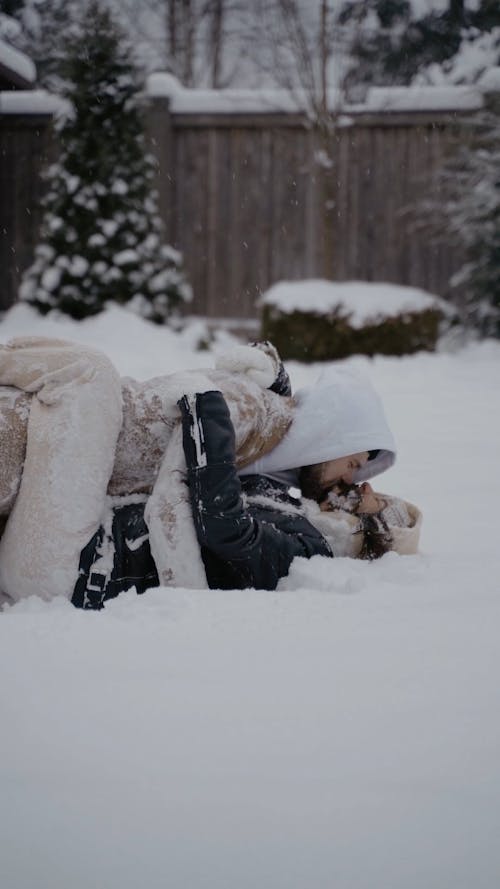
{"left": 20, "top": 0, "right": 191, "bottom": 323}
{"left": 260, "top": 280, "right": 449, "bottom": 361}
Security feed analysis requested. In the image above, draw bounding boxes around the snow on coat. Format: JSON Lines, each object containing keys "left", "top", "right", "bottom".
{"left": 0, "top": 338, "right": 294, "bottom": 514}
{"left": 111, "top": 366, "right": 293, "bottom": 497}
{"left": 0, "top": 338, "right": 294, "bottom": 597}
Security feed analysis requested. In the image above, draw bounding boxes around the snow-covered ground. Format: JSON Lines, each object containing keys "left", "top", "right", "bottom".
{"left": 1, "top": 302, "right": 499, "bottom": 889}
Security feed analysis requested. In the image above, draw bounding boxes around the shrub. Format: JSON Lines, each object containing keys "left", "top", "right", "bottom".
{"left": 20, "top": 0, "right": 191, "bottom": 323}
{"left": 260, "top": 281, "right": 448, "bottom": 361}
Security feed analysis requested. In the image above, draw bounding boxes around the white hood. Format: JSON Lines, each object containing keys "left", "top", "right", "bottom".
{"left": 241, "top": 367, "right": 396, "bottom": 483}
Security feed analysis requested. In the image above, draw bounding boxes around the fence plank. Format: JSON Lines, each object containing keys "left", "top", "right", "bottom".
{"left": 0, "top": 105, "right": 469, "bottom": 318}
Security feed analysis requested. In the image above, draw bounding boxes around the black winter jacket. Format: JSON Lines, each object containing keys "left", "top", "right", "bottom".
{"left": 179, "top": 391, "right": 332, "bottom": 591}
{"left": 72, "top": 391, "right": 332, "bottom": 608}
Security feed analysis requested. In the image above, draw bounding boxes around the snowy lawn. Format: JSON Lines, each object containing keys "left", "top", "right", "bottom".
{"left": 1, "top": 304, "right": 499, "bottom": 889}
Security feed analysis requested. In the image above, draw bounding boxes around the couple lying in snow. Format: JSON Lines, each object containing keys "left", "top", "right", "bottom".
{"left": 0, "top": 337, "right": 421, "bottom": 609}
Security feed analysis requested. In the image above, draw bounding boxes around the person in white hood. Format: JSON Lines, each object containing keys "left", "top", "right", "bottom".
{"left": 241, "top": 365, "right": 397, "bottom": 496}
{"left": 303, "top": 480, "right": 422, "bottom": 561}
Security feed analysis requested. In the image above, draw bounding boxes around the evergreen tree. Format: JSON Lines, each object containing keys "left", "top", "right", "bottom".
{"left": 20, "top": 0, "right": 191, "bottom": 323}
{"left": 475, "top": 0, "right": 500, "bottom": 32}
{"left": 0, "top": 0, "right": 24, "bottom": 42}
{"left": 337, "top": 1, "right": 415, "bottom": 91}
{"left": 430, "top": 103, "right": 500, "bottom": 337}
{"left": 14, "top": 0, "right": 78, "bottom": 90}
{"left": 338, "top": 0, "right": 500, "bottom": 91}
{"left": 0, "top": 0, "right": 24, "bottom": 16}
{"left": 446, "top": 109, "right": 500, "bottom": 336}
{"left": 0, "top": 1, "right": 76, "bottom": 89}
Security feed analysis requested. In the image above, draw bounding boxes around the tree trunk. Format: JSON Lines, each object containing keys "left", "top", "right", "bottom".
{"left": 319, "top": 0, "right": 328, "bottom": 120}
{"left": 166, "top": 0, "right": 195, "bottom": 85}
{"left": 210, "top": 0, "right": 225, "bottom": 88}
{"left": 449, "top": 0, "right": 465, "bottom": 23}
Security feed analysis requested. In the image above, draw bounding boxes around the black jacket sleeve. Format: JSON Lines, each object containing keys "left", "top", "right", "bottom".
{"left": 179, "top": 391, "right": 331, "bottom": 590}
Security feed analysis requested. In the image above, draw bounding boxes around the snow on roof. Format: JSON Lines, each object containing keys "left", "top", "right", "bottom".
{"left": 147, "top": 73, "right": 487, "bottom": 116}
{"left": 478, "top": 66, "right": 500, "bottom": 94}
{"left": 0, "top": 37, "right": 35, "bottom": 87}
{"left": 259, "top": 280, "right": 449, "bottom": 328}
{"left": 147, "top": 72, "right": 341, "bottom": 114}
{"left": 0, "top": 89, "right": 67, "bottom": 115}
{"left": 168, "top": 88, "right": 319, "bottom": 114}
{"left": 364, "top": 85, "right": 484, "bottom": 113}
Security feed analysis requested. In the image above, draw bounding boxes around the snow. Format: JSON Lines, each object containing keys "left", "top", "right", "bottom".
{"left": 147, "top": 74, "right": 342, "bottom": 114}
{"left": 101, "top": 219, "right": 119, "bottom": 238}
{"left": 146, "top": 72, "right": 490, "bottom": 116}
{"left": 111, "top": 178, "right": 129, "bottom": 195}
{"left": 1, "top": 299, "right": 500, "bottom": 888}
{"left": 114, "top": 249, "right": 139, "bottom": 266}
{"left": 68, "top": 256, "right": 89, "bottom": 277}
{"left": 478, "top": 65, "right": 500, "bottom": 93}
{"left": 146, "top": 71, "right": 183, "bottom": 98}
{"left": 1, "top": 80, "right": 491, "bottom": 127}
{"left": 415, "top": 28, "right": 500, "bottom": 88}
{"left": 0, "top": 89, "right": 67, "bottom": 115}
{"left": 260, "top": 279, "right": 449, "bottom": 327}
{"left": 0, "top": 36, "right": 35, "bottom": 84}
{"left": 40, "top": 267, "right": 61, "bottom": 293}
{"left": 364, "top": 85, "right": 484, "bottom": 112}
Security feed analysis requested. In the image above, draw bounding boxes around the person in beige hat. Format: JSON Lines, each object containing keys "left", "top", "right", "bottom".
{"left": 303, "top": 480, "right": 422, "bottom": 560}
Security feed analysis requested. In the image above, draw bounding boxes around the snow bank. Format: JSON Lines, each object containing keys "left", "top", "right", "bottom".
{"left": 259, "top": 279, "right": 448, "bottom": 327}
{"left": 0, "top": 302, "right": 234, "bottom": 380}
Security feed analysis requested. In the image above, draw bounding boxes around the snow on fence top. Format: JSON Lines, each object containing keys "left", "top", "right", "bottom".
{"left": 0, "top": 90, "right": 68, "bottom": 115}
{"left": 259, "top": 280, "right": 449, "bottom": 328}
{"left": 147, "top": 73, "right": 342, "bottom": 114}
{"left": 364, "top": 85, "right": 483, "bottom": 113}
{"left": 0, "top": 38, "right": 36, "bottom": 86}
{"left": 0, "top": 77, "right": 489, "bottom": 120}
{"left": 147, "top": 72, "right": 486, "bottom": 115}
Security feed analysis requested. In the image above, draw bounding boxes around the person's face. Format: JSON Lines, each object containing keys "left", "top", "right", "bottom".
{"left": 320, "top": 481, "right": 387, "bottom": 515}
{"left": 319, "top": 452, "right": 369, "bottom": 489}
{"left": 354, "top": 482, "right": 388, "bottom": 514}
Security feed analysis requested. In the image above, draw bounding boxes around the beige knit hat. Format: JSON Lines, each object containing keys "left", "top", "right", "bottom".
{"left": 382, "top": 498, "right": 422, "bottom": 555}
{"left": 304, "top": 494, "right": 422, "bottom": 558}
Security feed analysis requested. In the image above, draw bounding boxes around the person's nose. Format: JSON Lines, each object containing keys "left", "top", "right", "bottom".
{"left": 361, "top": 482, "right": 373, "bottom": 494}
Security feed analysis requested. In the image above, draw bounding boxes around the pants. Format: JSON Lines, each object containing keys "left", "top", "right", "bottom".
{"left": 0, "top": 339, "right": 122, "bottom": 603}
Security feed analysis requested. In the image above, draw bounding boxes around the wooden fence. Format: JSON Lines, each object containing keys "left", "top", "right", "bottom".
{"left": 0, "top": 111, "right": 54, "bottom": 313}
{"left": 1, "top": 97, "right": 465, "bottom": 318}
